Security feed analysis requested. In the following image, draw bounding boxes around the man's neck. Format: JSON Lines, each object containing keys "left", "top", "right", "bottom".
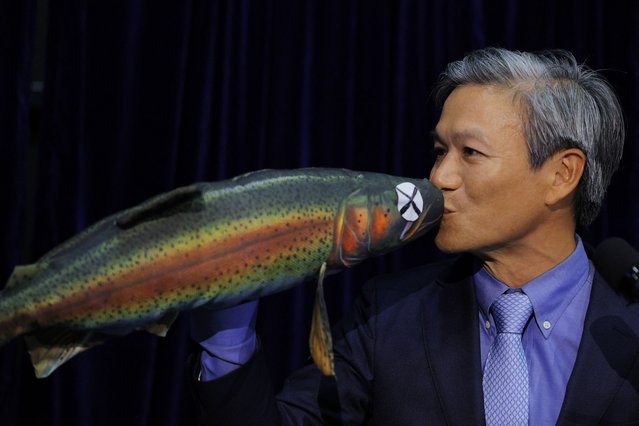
{"left": 479, "top": 230, "right": 577, "bottom": 288}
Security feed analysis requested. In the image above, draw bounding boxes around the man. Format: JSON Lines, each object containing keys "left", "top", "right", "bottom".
{"left": 189, "top": 48, "right": 639, "bottom": 425}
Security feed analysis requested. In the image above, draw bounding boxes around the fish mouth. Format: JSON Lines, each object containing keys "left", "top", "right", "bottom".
{"left": 399, "top": 205, "right": 433, "bottom": 241}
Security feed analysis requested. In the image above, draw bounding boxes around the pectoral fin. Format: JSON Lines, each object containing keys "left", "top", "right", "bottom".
{"left": 310, "top": 262, "right": 336, "bottom": 376}
{"left": 25, "top": 328, "right": 107, "bottom": 378}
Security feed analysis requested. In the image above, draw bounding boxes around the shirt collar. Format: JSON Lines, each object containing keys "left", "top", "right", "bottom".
{"left": 474, "top": 235, "right": 591, "bottom": 339}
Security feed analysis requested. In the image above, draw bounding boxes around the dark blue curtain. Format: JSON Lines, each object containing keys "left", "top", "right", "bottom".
{"left": 1, "top": 1, "right": 638, "bottom": 425}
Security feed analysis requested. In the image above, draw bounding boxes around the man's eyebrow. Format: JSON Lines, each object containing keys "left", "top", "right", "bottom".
{"left": 431, "top": 129, "right": 489, "bottom": 145}
{"left": 430, "top": 130, "right": 443, "bottom": 143}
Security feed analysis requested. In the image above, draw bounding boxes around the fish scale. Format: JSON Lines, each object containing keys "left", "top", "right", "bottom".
{"left": 0, "top": 168, "right": 443, "bottom": 377}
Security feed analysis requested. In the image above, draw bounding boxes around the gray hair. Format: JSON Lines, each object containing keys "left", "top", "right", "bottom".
{"left": 434, "top": 47, "right": 625, "bottom": 226}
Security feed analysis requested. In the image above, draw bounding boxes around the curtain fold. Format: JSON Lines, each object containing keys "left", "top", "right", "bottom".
{"left": 0, "top": 2, "right": 35, "bottom": 424}
{"left": 1, "top": 1, "right": 638, "bottom": 424}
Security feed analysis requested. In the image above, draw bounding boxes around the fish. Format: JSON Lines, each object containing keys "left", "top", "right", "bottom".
{"left": 0, "top": 168, "right": 443, "bottom": 378}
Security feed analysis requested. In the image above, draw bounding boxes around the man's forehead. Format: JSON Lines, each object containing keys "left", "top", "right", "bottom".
{"left": 442, "top": 84, "right": 522, "bottom": 115}
{"left": 435, "top": 86, "right": 524, "bottom": 143}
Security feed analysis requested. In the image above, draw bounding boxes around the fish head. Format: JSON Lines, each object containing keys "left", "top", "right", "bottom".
{"left": 331, "top": 174, "right": 443, "bottom": 266}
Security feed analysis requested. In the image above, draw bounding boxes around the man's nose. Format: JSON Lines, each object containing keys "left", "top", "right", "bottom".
{"left": 429, "top": 156, "right": 462, "bottom": 191}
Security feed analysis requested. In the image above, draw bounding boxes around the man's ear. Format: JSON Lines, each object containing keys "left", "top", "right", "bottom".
{"left": 545, "top": 148, "right": 586, "bottom": 206}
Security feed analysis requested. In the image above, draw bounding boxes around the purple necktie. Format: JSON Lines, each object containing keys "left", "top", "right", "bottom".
{"left": 483, "top": 291, "right": 533, "bottom": 425}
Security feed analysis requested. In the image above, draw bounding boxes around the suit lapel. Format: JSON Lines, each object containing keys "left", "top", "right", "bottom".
{"left": 420, "top": 259, "right": 485, "bottom": 425}
{"left": 558, "top": 273, "right": 639, "bottom": 424}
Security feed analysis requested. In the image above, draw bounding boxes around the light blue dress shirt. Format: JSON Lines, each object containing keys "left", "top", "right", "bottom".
{"left": 474, "top": 236, "right": 594, "bottom": 425}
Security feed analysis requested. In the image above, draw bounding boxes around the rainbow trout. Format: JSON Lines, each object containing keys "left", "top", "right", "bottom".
{"left": 0, "top": 168, "right": 442, "bottom": 377}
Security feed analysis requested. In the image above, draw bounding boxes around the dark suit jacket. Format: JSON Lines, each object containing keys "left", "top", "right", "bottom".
{"left": 192, "top": 256, "right": 639, "bottom": 425}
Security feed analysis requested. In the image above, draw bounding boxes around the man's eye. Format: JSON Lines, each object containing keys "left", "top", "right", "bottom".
{"left": 433, "top": 147, "right": 447, "bottom": 158}
{"left": 462, "top": 147, "right": 480, "bottom": 157}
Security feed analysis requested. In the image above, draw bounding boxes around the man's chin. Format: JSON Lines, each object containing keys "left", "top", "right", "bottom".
{"left": 434, "top": 234, "right": 467, "bottom": 254}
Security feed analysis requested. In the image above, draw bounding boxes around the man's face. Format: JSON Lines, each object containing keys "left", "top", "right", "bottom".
{"left": 429, "top": 84, "right": 552, "bottom": 256}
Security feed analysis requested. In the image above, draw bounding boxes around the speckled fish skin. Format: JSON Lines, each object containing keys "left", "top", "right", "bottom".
{"left": 0, "top": 168, "right": 442, "bottom": 371}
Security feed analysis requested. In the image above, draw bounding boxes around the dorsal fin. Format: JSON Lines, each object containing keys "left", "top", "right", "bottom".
{"left": 116, "top": 185, "right": 204, "bottom": 230}
{"left": 5, "top": 263, "right": 51, "bottom": 290}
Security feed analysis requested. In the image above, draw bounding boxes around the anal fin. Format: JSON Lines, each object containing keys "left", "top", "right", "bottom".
{"left": 310, "top": 262, "right": 336, "bottom": 376}
{"left": 25, "top": 328, "right": 106, "bottom": 378}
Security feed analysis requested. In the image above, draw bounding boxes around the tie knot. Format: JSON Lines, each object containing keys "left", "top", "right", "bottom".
{"left": 491, "top": 291, "right": 532, "bottom": 334}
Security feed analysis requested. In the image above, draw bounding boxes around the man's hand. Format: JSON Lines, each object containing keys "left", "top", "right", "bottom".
{"left": 190, "top": 300, "right": 259, "bottom": 381}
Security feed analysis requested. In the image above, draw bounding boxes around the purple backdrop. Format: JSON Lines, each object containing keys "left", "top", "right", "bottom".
{"left": 1, "top": 1, "right": 638, "bottom": 425}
